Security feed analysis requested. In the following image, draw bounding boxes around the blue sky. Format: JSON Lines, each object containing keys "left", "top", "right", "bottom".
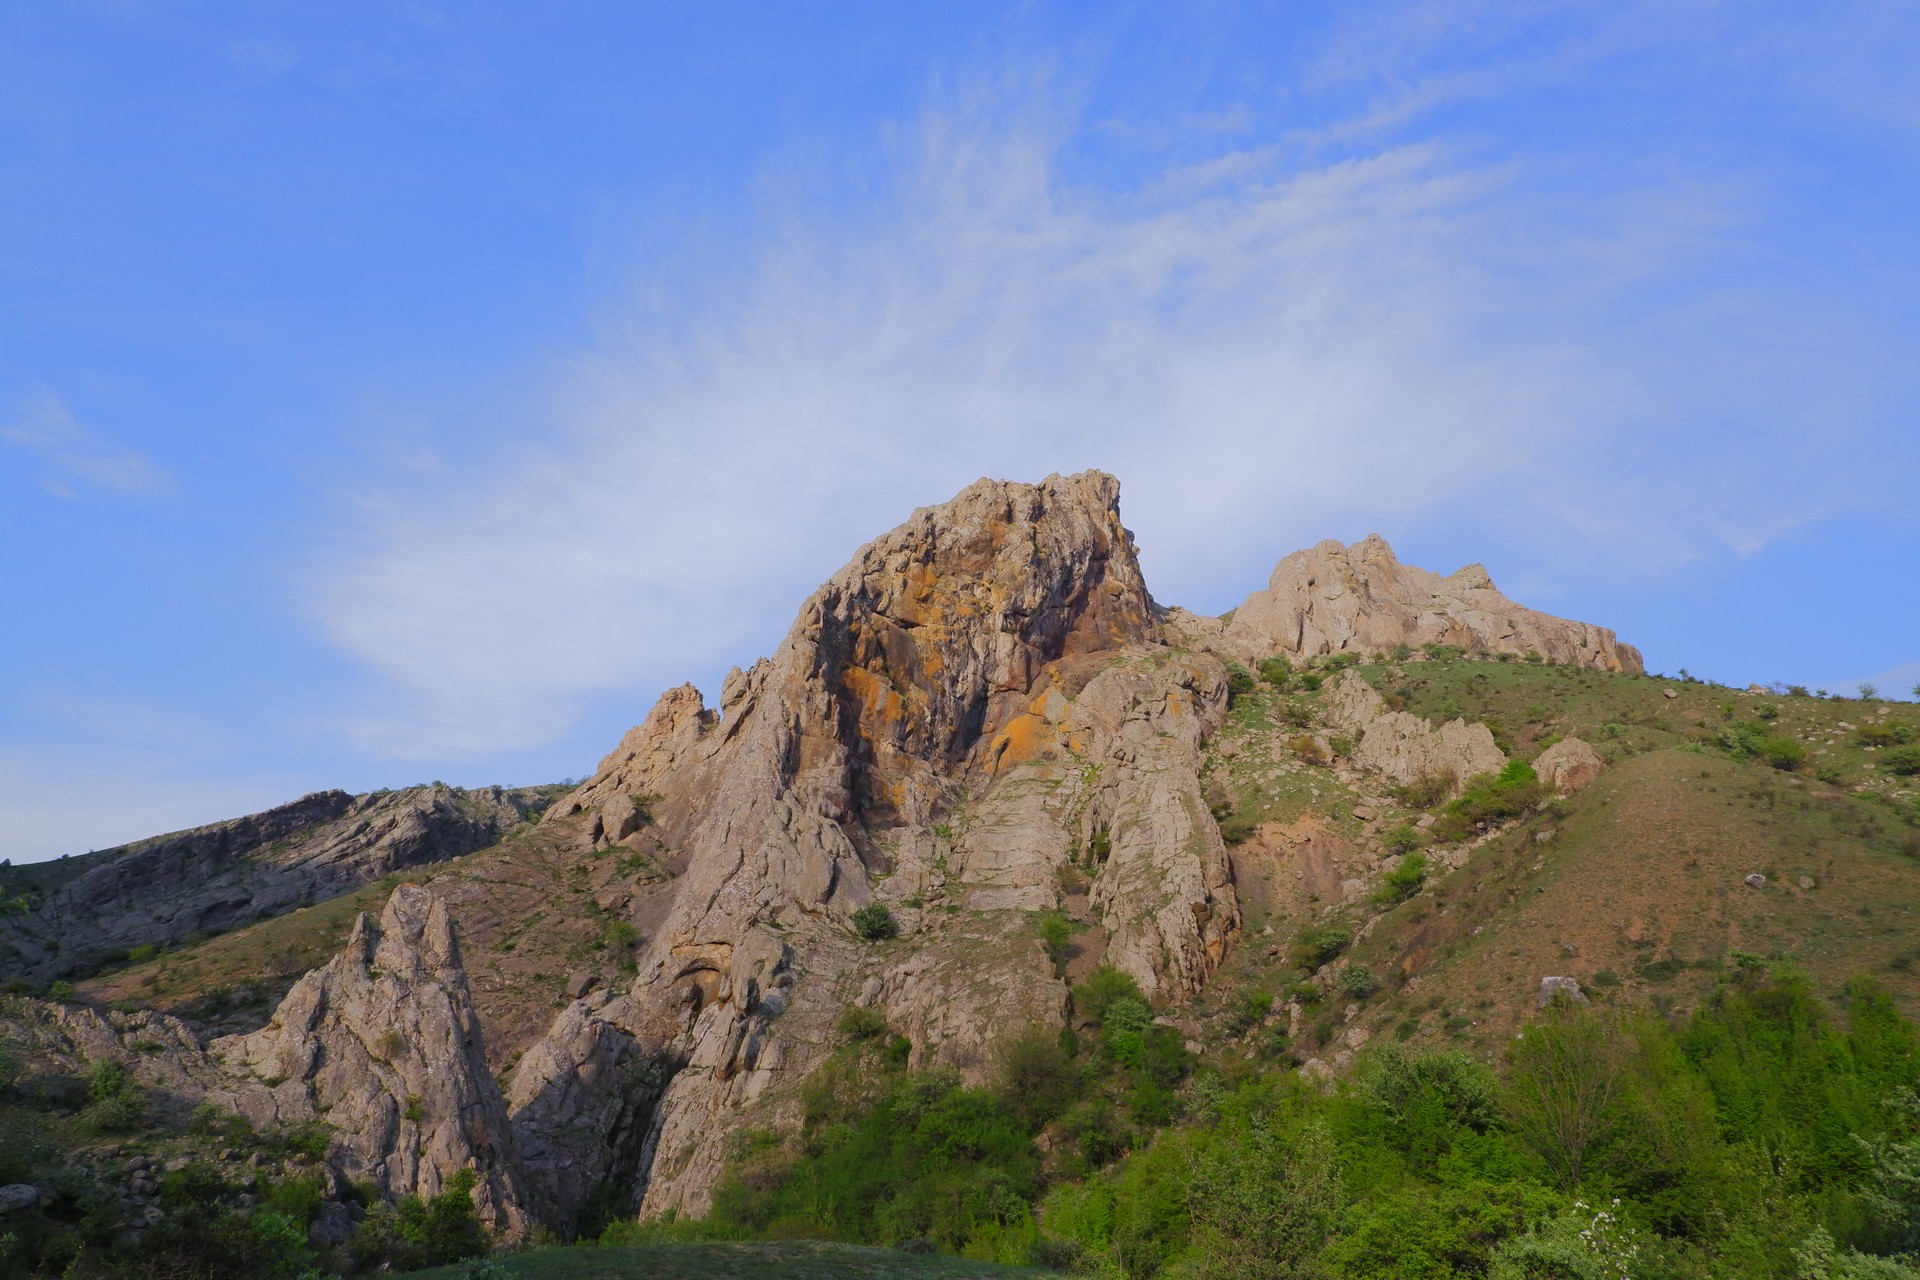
{"left": 3, "top": 2, "right": 1917, "bottom": 862}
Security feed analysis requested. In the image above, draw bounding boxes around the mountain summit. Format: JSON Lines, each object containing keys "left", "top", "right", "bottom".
{"left": 1177, "top": 531, "right": 1642, "bottom": 673}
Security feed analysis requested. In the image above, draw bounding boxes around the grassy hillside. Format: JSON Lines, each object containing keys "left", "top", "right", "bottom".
{"left": 1190, "top": 656, "right": 1920, "bottom": 1066}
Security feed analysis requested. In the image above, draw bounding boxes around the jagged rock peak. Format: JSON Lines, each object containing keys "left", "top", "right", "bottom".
{"left": 1206, "top": 533, "right": 1642, "bottom": 673}
{"left": 562, "top": 469, "right": 1159, "bottom": 841}
{"left": 217, "top": 884, "right": 531, "bottom": 1237}
{"left": 536, "top": 469, "right": 1229, "bottom": 1222}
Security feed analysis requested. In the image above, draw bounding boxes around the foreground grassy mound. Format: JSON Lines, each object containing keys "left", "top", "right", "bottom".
{"left": 397, "top": 1240, "right": 1063, "bottom": 1279}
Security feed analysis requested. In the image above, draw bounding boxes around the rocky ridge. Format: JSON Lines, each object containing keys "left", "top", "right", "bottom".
{"left": 2, "top": 884, "right": 531, "bottom": 1239}
{"left": 1175, "top": 533, "right": 1643, "bottom": 673}
{"left": 0, "top": 785, "right": 544, "bottom": 986}
{"left": 1324, "top": 669, "right": 1507, "bottom": 793}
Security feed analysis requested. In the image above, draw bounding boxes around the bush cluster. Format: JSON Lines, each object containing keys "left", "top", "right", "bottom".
{"left": 1432, "top": 761, "right": 1547, "bottom": 842}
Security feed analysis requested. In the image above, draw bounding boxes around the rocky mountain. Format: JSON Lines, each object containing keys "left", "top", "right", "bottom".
{"left": 12, "top": 469, "right": 1919, "bottom": 1271}
{"left": 1174, "top": 532, "right": 1642, "bottom": 672}
{"left": 522, "top": 471, "right": 1238, "bottom": 1221}
{"left": 0, "top": 785, "right": 546, "bottom": 986}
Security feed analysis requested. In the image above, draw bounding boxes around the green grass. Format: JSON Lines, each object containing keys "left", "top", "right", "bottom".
{"left": 398, "top": 1240, "right": 1063, "bottom": 1280}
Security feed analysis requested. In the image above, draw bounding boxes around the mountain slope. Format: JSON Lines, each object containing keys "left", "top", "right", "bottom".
{"left": 8, "top": 469, "right": 1918, "bottom": 1270}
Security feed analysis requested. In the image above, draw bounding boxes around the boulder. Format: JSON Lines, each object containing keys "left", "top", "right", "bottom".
{"left": 308, "top": 1200, "right": 354, "bottom": 1248}
{"left": 1534, "top": 738, "right": 1603, "bottom": 794}
{"left": 0, "top": 1184, "right": 40, "bottom": 1213}
{"left": 1537, "top": 976, "right": 1588, "bottom": 1007}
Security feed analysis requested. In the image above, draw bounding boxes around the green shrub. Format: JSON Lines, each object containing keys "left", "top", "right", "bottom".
{"left": 46, "top": 979, "right": 73, "bottom": 1001}
{"left": 993, "top": 1024, "right": 1081, "bottom": 1128}
{"left": 1382, "top": 823, "right": 1425, "bottom": 855}
{"left": 1283, "top": 733, "right": 1326, "bottom": 765}
{"left": 1883, "top": 745, "right": 1920, "bottom": 777}
{"left": 1373, "top": 852, "right": 1429, "bottom": 905}
{"left": 851, "top": 903, "right": 898, "bottom": 941}
{"left": 126, "top": 943, "right": 161, "bottom": 964}
{"left": 1257, "top": 657, "right": 1294, "bottom": 686}
{"left": 1226, "top": 991, "right": 1274, "bottom": 1036}
{"left": 1217, "top": 811, "right": 1259, "bottom": 844}
{"left": 1761, "top": 734, "right": 1808, "bottom": 771}
{"left": 1391, "top": 770, "right": 1456, "bottom": 810}
{"left": 1074, "top": 965, "right": 1146, "bottom": 1023}
{"left": 1225, "top": 664, "right": 1258, "bottom": 703}
{"left": 1037, "top": 910, "right": 1073, "bottom": 971}
{"left": 837, "top": 1005, "right": 889, "bottom": 1041}
{"left": 1295, "top": 923, "right": 1351, "bottom": 970}
{"left": 710, "top": 1067, "right": 1040, "bottom": 1251}
{"left": 1857, "top": 724, "right": 1913, "bottom": 748}
{"left": 80, "top": 1058, "right": 144, "bottom": 1132}
{"left": 1719, "top": 720, "right": 1808, "bottom": 770}
{"left": 1433, "top": 761, "right": 1545, "bottom": 842}
{"left": 397, "top": 1167, "right": 489, "bottom": 1266}
{"left": 1337, "top": 964, "right": 1380, "bottom": 999}
{"left": 1086, "top": 828, "right": 1112, "bottom": 863}
{"left": 1181, "top": 1119, "right": 1341, "bottom": 1280}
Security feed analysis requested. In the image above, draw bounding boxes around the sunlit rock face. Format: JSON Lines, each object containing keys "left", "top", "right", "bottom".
{"left": 1182, "top": 533, "right": 1642, "bottom": 673}
{"left": 531, "top": 471, "right": 1239, "bottom": 1219}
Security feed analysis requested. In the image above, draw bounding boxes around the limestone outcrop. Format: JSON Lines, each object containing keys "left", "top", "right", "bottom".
{"left": 1326, "top": 671, "right": 1506, "bottom": 792}
{"left": 8, "top": 473, "right": 1658, "bottom": 1244}
{"left": 212, "top": 885, "right": 530, "bottom": 1237}
{"left": 1208, "top": 534, "right": 1642, "bottom": 672}
{"left": 526, "top": 472, "right": 1239, "bottom": 1220}
{"left": 1, "top": 884, "right": 534, "bottom": 1237}
{"left": 0, "top": 785, "right": 541, "bottom": 985}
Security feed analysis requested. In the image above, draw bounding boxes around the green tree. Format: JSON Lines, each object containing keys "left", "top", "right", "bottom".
{"left": 1504, "top": 1006, "right": 1632, "bottom": 1189}
{"left": 1178, "top": 1119, "right": 1341, "bottom": 1280}
{"left": 1037, "top": 910, "right": 1073, "bottom": 973}
{"left": 993, "top": 1023, "right": 1080, "bottom": 1129}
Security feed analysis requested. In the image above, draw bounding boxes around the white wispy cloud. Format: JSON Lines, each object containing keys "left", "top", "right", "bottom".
{"left": 2, "top": 388, "right": 172, "bottom": 499}
{"left": 309, "top": 18, "right": 1902, "bottom": 758}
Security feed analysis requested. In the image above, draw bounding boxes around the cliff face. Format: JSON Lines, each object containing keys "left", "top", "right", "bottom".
{"left": 524, "top": 472, "right": 1239, "bottom": 1221}
{"left": 0, "top": 785, "right": 541, "bottom": 984}
{"left": 1183, "top": 533, "right": 1642, "bottom": 673}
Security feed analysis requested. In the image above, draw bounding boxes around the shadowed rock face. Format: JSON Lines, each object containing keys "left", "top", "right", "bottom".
{"left": 0, "top": 785, "right": 541, "bottom": 985}
{"left": 1184, "top": 533, "right": 1643, "bottom": 673}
